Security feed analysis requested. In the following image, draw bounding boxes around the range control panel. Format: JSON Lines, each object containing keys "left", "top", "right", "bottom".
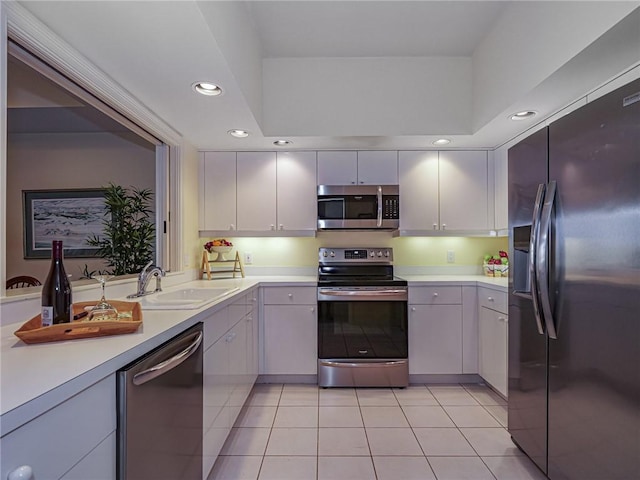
{"left": 319, "top": 247, "right": 393, "bottom": 264}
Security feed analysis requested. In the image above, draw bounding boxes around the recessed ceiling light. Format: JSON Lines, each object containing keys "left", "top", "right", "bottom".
{"left": 433, "top": 138, "right": 451, "bottom": 146}
{"left": 510, "top": 110, "right": 537, "bottom": 121}
{"left": 192, "top": 82, "right": 223, "bottom": 96}
{"left": 228, "top": 129, "right": 249, "bottom": 138}
{"left": 273, "top": 140, "right": 292, "bottom": 146}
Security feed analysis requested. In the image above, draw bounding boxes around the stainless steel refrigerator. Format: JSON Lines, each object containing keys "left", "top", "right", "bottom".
{"left": 508, "top": 77, "right": 639, "bottom": 480}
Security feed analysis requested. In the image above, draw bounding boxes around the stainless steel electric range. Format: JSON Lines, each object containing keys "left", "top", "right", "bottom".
{"left": 317, "top": 247, "right": 408, "bottom": 388}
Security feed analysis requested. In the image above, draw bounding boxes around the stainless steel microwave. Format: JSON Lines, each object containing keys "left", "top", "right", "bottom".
{"left": 317, "top": 185, "right": 399, "bottom": 230}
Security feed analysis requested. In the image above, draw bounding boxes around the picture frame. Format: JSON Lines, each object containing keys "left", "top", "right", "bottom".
{"left": 23, "top": 189, "right": 108, "bottom": 259}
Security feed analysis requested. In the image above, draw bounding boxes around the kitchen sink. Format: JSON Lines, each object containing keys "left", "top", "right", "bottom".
{"left": 135, "top": 287, "right": 239, "bottom": 310}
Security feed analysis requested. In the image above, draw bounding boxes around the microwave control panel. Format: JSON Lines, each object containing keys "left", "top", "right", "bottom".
{"left": 383, "top": 196, "right": 400, "bottom": 219}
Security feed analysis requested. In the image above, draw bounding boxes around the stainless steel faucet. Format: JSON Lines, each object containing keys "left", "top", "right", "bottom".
{"left": 127, "top": 261, "right": 165, "bottom": 298}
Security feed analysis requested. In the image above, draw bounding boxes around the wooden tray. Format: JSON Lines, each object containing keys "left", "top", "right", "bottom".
{"left": 15, "top": 300, "right": 142, "bottom": 344}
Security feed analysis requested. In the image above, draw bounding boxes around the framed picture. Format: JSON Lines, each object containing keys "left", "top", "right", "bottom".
{"left": 23, "top": 189, "right": 108, "bottom": 259}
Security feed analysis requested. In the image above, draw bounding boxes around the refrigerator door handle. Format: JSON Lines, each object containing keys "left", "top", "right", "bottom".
{"left": 529, "top": 183, "right": 546, "bottom": 335}
{"left": 537, "top": 180, "right": 558, "bottom": 339}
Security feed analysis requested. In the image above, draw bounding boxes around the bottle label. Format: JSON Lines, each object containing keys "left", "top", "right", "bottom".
{"left": 42, "top": 306, "right": 54, "bottom": 327}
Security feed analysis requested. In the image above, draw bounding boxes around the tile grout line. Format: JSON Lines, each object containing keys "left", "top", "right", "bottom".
{"left": 397, "top": 384, "right": 440, "bottom": 479}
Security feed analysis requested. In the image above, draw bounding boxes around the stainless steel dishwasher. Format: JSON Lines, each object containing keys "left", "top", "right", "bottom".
{"left": 117, "top": 323, "right": 203, "bottom": 480}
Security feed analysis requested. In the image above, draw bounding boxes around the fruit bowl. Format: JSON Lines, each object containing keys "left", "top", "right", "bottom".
{"left": 210, "top": 245, "right": 233, "bottom": 261}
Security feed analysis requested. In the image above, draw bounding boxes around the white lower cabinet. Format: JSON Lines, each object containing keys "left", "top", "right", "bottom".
{"left": 203, "top": 288, "right": 259, "bottom": 478}
{"left": 478, "top": 287, "right": 508, "bottom": 397}
{"left": 60, "top": 432, "right": 116, "bottom": 480}
{"left": 409, "top": 304, "right": 463, "bottom": 374}
{"left": 1, "top": 375, "right": 116, "bottom": 480}
{"left": 408, "top": 285, "right": 479, "bottom": 375}
{"left": 262, "top": 287, "right": 317, "bottom": 375}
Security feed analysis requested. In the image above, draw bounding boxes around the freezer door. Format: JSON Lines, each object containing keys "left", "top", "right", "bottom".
{"left": 507, "top": 127, "right": 549, "bottom": 475}
{"left": 547, "top": 78, "right": 640, "bottom": 480}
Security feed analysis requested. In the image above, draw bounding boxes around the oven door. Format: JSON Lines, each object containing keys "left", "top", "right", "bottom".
{"left": 317, "top": 286, "right": 408, "bottom": 387}
{"left": 317, "top": 287, "right": 408, "bottom": 359}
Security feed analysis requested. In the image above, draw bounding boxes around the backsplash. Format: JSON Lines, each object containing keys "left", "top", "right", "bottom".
{"left": 209, "top": 234, "right": 508, "bottom": 270}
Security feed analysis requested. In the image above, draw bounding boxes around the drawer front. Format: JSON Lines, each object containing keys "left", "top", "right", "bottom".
{"left": 478, "top": 287, "right": 508, "bottom": 313}
{"left": 1, "top": 376, "right": 116, "bottom": 480}
{"left": 263, "top": 286, "right": 316, "bottom": 305}
{"left": 204, "top": 307, "right": 230, "bottom": 349}
{"left": 409, "top": 286, "right": 462, "bottom": 305}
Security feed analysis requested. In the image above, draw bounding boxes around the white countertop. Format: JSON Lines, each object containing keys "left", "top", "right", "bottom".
{"left": 0, "top": 273, "right": 503, "bottom": 436}
{"left": 401, "top": 275, "right": 508, "bottom": 291}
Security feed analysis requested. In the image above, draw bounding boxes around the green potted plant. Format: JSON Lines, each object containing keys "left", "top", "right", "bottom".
{"left": 87, "top": 183, "right": 155, "bottom": 276}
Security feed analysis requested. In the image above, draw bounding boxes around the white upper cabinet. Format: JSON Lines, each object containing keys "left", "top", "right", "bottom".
{"left": 317, "top": 151, "right": 398, "bottom": 185}
{"left": 236, "top": 152, "right": 277, "bottom": 231}
{"left": 438, "top": 151, "right": 489, "bottom": 231}
{"left": 399, "top": 151, "right": 439, "bottom": 231}
{"left": 200, "top": 152, "right": 237, "bottom": 231}
{"left": 400, "top": 150, "right": 490, "bottom": 232}
{"left": 317, "top": 151, "right": 358, "bottom": 185}
{"left": 356, "top": 151, "right": 398, "bottom": 185}
{"left": 493, "top": 146, "right": 508, "bottom": 231}
{"left": 276, "top": 151, "right": 317, "bottom": 231}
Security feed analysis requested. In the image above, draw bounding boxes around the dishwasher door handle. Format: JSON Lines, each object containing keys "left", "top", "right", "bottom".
{"left": 133, "top": 331, "right": 203, "bottom": 386}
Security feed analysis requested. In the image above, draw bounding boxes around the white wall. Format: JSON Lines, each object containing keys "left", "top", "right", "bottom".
{"left": 6, "top": 131, "right": 155, "bottom": 282}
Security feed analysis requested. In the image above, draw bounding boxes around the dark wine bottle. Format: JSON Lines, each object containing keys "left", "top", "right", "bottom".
{"left": 41, "top": 240, "right": 72, "bottom": 326}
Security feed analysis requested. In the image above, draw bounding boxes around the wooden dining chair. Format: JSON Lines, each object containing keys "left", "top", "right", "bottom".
{"left": 6, "top": 276, "right": 42, "bottom": 289}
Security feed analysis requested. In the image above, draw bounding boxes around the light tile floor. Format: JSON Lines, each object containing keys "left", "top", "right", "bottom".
{"left": 209, "top": 383, "right": 546, "bottom": 480}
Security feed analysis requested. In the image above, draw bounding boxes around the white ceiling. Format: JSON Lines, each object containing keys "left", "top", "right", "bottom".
{"left": 16, "top": 1, "right": 640, "bottom": 151}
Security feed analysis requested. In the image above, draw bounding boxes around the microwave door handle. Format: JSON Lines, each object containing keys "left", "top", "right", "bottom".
{"left": 530, "top": 183, "right": 546, "bottom": 335}
{"left": 376, "top": 186, "right": 383, "bottom": 227}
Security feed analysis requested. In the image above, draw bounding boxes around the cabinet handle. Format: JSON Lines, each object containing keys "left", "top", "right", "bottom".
{"left": 433, "top": 223, "right": 438, "bottom": 230}
{"left": 7, "top": 465, "right": 34, "bottom": 480}
{"left": 433, "top": 292, "right": 439, "bottom": 297}
{"left": 230, "top": 224, "right": 235, "bottom": 230}
{"left": 488, "top": 297, "right": 494, "bottom": 301}
{"left": 499, "top": 317, "right": 508, "bottom": 323}
{"left": 411, "top": 307, "right": 416, "bottom": 312}
{"left": 441, "top": 224, "right": 447, "bottom": 229}
{"left": 311, "top": 307, "right": 316, "bottom": 313}
{"left": 270, "top": 224, "right": 275, "bottom": 230}
{"left": 226, "top": 333, "right": 237, "bottom": 343}
{"left": 279, "top": 224, "right": 284, "bottom": 230}
{"left": 359, "top": 181, "right": 364, "bottom": 184}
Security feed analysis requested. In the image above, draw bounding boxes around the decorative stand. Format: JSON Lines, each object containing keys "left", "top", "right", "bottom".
{"left": 200, "top": 250, "right": 245, "bottom": 280}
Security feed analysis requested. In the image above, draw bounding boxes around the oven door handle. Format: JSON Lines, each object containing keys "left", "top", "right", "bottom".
{"left": 319, "top": 289, "right": 407, "bottom": 296}
{"left": 320, "top": 360, "right": 407, "bottom": 368}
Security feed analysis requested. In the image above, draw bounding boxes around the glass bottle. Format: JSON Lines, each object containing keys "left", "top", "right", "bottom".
{"left": 41, "top": 240, "right": 72, "bottom": 326}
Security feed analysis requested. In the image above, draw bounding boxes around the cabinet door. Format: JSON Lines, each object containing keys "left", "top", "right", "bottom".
{"left": 357, "top": 151, "right": 398, "bottom": 184}
{"left": 228, "top": 320, "right": 249, "bottom": 424}
{"left": 408, "top": 305, "right": 462, "bottom": 374}
{"left": 201, "top": 152, "right": 237, "bottom": 231}
{"left": 317, "top": 151, "right": 357, "bottom": 185}
{"left": 276, "top": 151, "right": 317, "bottom": 231}
{"left": 479, "top": 307, "right": 508, "bottom": 397}
{"left": 1, "top": 376, "right": 115, "bottom": 480}
{"left": 236, "top": 152, "right": 277, "bottom": 231}
{"left": 60, "top": 433, "right": 115, "bottom": 480}
{"left": 438, "top": 151, "right": 489, "bottom": 231}
{"left": 493, "top": 146, "right": 508, "bottom": 231}
{"left": 203, "top": 336, "right": 230, "bottom": 478}
{"left": 263, "top": 305, "right": 317, "bottom": 375}
{"left": 398, "top": 151, "right": 439, "bottom": 230}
